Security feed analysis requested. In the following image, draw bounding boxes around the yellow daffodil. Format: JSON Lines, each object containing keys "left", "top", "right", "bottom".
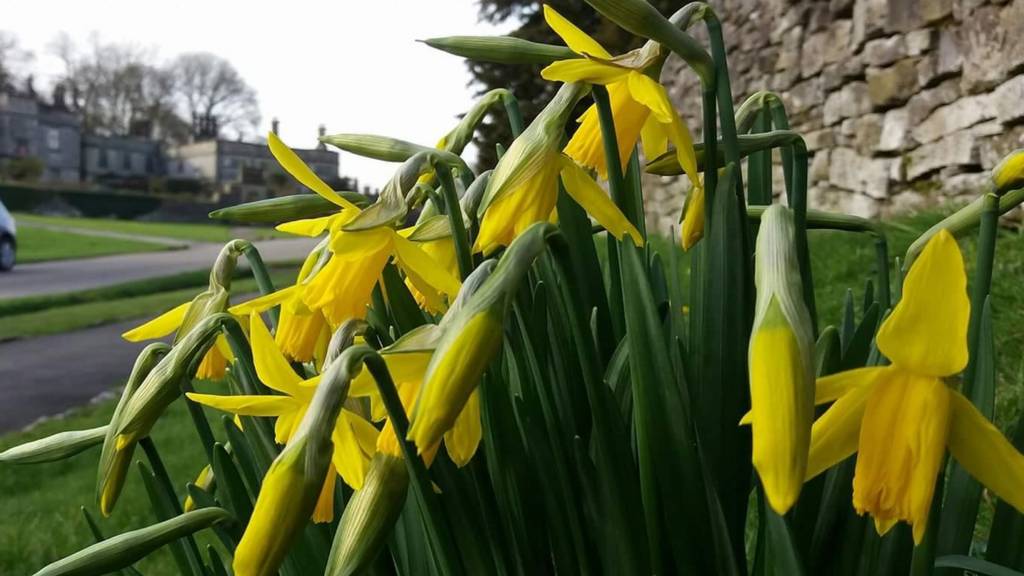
{"left": 268, "top": 132, "right": 462, "bottom": 325}
{"left": 187, "top": 313, "right": 378, "bottom": 522}
{"left": 122, "top": 240, "right": 250, "bottom": 380}
{"left": 475, "top": 82, "right": 642, "bottom": 255}
{"left": 743, "top": 205, "right": 815, "bottom": 514}
{"left": 680, "top": 182, "right": 705, "bottom": 251}
{"left": 540, "top": 5, "right": 700, "bottom": 193}
{"left": 992, "top": 148, "right": 1024, "bottom": 194}
{"left": 805, "top": 230, "right": 1024, "bottom": 543}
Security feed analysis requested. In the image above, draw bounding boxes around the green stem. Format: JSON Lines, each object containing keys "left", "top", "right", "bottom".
{"left": 501, "top": 93, "right": 525, "bottom": 137}
{"left": 875, "top": 237, "right": 892, "bottom": 312}
{"left": 241, "top": 244, "right": 279, "bottom": 329}
{"left": 363, "top": 352, "right": 464, "bottom": 576}
{"left": 963, "top": 193, "right": 999, "bottom": 395}
{"left": 435, "top": 167, "right": 473, "bottom": 280}
{"left": 591, "top": 85, "right": 637, "bottom": 228}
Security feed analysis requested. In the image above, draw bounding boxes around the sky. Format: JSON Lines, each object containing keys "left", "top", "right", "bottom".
{"left": 7, "top": 0, "right": 518, "bottom": 189}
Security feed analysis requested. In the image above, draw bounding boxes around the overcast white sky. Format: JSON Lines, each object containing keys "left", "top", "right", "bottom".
{"left": 7, "top": 0, "right": 518, "bottom": 189}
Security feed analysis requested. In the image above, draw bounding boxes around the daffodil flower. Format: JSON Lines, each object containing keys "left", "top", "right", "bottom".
{"left": 268, "top": 132, "right": 462, "bottom": 325}
{"left": 805, "top": 230, "right": 1024, "bottom": 543}
{"left": 187, "top": 313, "right": 378, "bottom": 522}
{"left": 475, "top": 82, "right": 642, "bottom": 255}
{"left": 540, "top": 5, "right": 700, "bottom": 192}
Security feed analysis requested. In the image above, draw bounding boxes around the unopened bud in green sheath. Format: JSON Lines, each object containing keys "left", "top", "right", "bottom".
{"left": 208, "top": 193, "right": 366, "bottom": 224}
{"left": 422, "top": 35, "right": 578, "bottom": 65}
{"left": 33, "top": 508, "right": 232, "bottom": 576}
{"left": 0, "top": 426, "right": 107, "bottom": 465}
{"left": 320, "top": 133, "right": 434, "bottom": 163}
{"left": 992, "top": 148, "right": 1024, "bottom": 195}
{"left": 97, "top": 342, "right": 169, "bottom": 516}
{"left": 325, "top": 453, "right": 410, "bottom": 576}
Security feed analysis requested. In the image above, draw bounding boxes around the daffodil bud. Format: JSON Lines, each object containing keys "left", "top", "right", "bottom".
{"left": 439, "top": 89, "right": 509, "bottom": 155}
{"left": 234, "top": 350, "right": 362, "bottom": 576}
{"left": 992, "top": 148, "right": 1024, "bottom": 194}
{"left": 183, "top": 464, "right": 215, "bottom": 512}
{"left": 748, "top": 204, "right": 815, "bottom": 514}
{"left": 208, "top": 192, "right": 367, "bottom": 224}
{"left": 478, "top": 82, "right": 589, "bottom": 217}
{"left": 422, "top": 35, "right": 577, "bottom": 65}
{"left": 408, "top": 222, "right": 553, "bottom": 452}
{"left": 0, "top": 425, "right": 106, "bottom": 465}
{"left": 97, "top": 342, "right": 169, "bottom": 516}
{"left": 325, "top": 453, "right": 409, "bottom": 576}
{"left": 34, "top": 507, "right": 232, "bottom": 576}
{"left": 320, "top": 133, "right": 433, "bottom": 163}
{"left": 115, "top": 314, "right": 232, "bottom": 451}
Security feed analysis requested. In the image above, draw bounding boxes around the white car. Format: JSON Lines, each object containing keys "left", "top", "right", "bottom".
{"left": 0, "top": 200, "right": 15, "bottom": 271}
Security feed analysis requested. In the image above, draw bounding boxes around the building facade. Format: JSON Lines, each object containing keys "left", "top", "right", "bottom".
{"left": 0, "top": 88, "right": 339, "bottom": 200}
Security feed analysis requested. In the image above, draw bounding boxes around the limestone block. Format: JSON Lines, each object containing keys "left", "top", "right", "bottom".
{"left": 823, "top": 20, "right": 854, "bottom": 65}
{"left": 867, "top": 58, "right": 922, "bottom": 108}
{"left": 823, "top": 81, "right": 871, "bottom": 125}
{"left": 920, "top": 0, "right": 954, "bottom": 23}
{"left": 864, "top": 34, "right": 906, "bottom": 67}
{"left": 802, "top": 31, "right": 830, "bottom": 78}
{"left": 907, "top": 132, "right": 978, "bottom": 180}
{"left": 911, "top": 93, "right": 996, "bottom": 144}
{"left": 978, "top": 124, "right": 1024, "bottom": 169}
{"left": 854, "top": 113, "right": 884, "bottom": 154}
{"left": 829, "top": 146, "right": 893, "bottom": 198}
{"left": 992, "top": 75, "right": 1024, "bottom": 125}
{"left": 879, "top": 107, "right": 910, "bottom": 152}
{"left": 960, "top": 5, "right": 1007, "bottom": 92}
{"left": 809, "top": 150, "right": 831, "bottom": 183}
{"left": 805, "top": 128, "right": 837, "bottom": 152}
{"left": 852, "top": 0, "right": 889, "bottom": 48}
{"left": 787, "top": 76, "right": 825, "bottom": 114}
{"left": 906, "top": 78, "right": 961, "bottom": 125}
{"left": 905, "top": 29, "right": 935, "bottom": 56}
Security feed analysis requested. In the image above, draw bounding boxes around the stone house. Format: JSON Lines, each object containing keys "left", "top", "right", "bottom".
{"left": 0, "top": 88, "right": 81, "bottom": 182}
{"left": 644, "top": 0, "right": 1024, "bottom": 233}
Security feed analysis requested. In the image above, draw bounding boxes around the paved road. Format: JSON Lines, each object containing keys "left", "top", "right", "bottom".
{"left": 0, "top": 319, "right": 149, "bottom": 431}
{"left": 0, "top": 237, "right": 317, "bottom": 300}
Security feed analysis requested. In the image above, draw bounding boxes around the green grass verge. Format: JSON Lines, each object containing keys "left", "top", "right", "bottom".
{"left": 0, "top": 268, "right": 296, "bottom": 342}
{"left": 16, "top": 226, "right": 170, "bottom": 264}
{"left": 14, "top": 213, "right": 286, "bottom": 243}
{"left": 0, "top": 382, "right": 228, "bottom": 576}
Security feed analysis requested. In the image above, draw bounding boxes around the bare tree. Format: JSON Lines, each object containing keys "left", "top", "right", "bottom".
{"left": 0, "top": 31, "right": 33, "bottom": 91}
{"left": 170, "top": 52, "right": 260, "bottom": 139}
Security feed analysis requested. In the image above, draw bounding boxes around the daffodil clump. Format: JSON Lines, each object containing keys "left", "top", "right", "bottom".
{"left": 8, "top": 3, "right": 1024, "bottom": 576}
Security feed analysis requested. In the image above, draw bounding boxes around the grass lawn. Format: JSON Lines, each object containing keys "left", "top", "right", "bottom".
{"left": 0, "top": 382, "right": 227, "bottom": 576}
{"left": 15, "top": 213, "right": 286, "bottom": 243}
{"left": 16, "top": 225, "right": 170, "bottom": 264}
{"left": 0, "top": 267, "right": 296, "bottom": 341}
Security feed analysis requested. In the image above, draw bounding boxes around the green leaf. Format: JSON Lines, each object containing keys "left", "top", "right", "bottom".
{"left": 935, "top": 555, "right": 1024, "bottom": 576}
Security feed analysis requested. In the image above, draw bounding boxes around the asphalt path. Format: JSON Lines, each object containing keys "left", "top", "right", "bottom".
{"left": 0, "top": 319, "right": 148, "bottom": 432}
{"left": 0, "top": 236, "right": 317, "bottom": 300}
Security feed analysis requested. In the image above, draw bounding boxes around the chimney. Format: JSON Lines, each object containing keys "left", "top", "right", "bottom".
{"left": 317, "top": 124, "right": 326, "bottom": 150}
{"left": 271, "top": 117, "right": 280, "bottom": 136}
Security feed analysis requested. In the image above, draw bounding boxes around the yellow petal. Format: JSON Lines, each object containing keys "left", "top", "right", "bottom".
{"left": 330, "top": 227, "right": 393, "bottom": 261}
{"left": 268, "top": 131, "right": 356, "bottom": 210}
{"left": 627, "top": 72, "right": 700, "bottom": 190}
{"left": 559, "top": 157, "right": 642, "bottom": 246}
{"left": 122, "top": 302, "right": 190, "bottom": 342}
{"left": 680, "top": 184, "right": 705, "bottom": 251}
{"left": 332, "top": 416, "right": 371, "bottom": 490}
{"left": 392, "top": 233, "right": 462, "bottom": 305}
{"left": 346, "top": 410, "right": 381, "bottom": 457}
{"left": 814, "top": 367, "right": 882, "bottom": 406}
{"left": 250, "top": 312, "right": 305, "bottom": 397}
{"left": 640, "top": 114, "right": 669, "bottom": 162}
{"left": 185, "top": 392, "right": 299, "bottom": 417}
{"left": 540, "top": 59, "right": 630, "bottom": 85}
{"left": 948, "top": 390, "right": 1024, "bottom": 514}
{"left": 805, "top": 368, "right": 886, "bottom": 481}
{"left": 542, "top": 5, "right": 612, "bottom": 58}
{"left": 229, "top": 286, "right": 298, "bottom": 316}
{"left": 312, "top": 465, "right": 337, "bottom": 523}
{"left": 876, "top": 229, "right": 969, "bottom": 377}
{"left": 276, "top": 215, "right": 334, "bottom": 237}
{"left": 444, "top": 389, "right": 482, "bottom": 467}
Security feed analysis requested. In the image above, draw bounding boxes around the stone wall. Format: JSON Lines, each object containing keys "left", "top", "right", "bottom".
{"left": 644, "top": 0, "right": 1024, "bottom": 233}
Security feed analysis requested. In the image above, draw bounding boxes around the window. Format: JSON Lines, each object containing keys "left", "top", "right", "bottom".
{"left": 98, "top": 148, "right": 108, "bottom": 169}
{"left": 46, "top": 128, "right": 60, "bottom": 150}
{"left": 123, "top": 150, "right": 131, "bottom": 171}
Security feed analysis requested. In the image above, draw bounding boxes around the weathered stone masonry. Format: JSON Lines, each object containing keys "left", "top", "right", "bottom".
{"left": 644, "top": 0, "right": 1024, "bottom": 234}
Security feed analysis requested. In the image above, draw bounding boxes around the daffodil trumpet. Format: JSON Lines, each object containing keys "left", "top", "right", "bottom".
{"left": 805, "top": 230, "right": 1024, "bottom": 543}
